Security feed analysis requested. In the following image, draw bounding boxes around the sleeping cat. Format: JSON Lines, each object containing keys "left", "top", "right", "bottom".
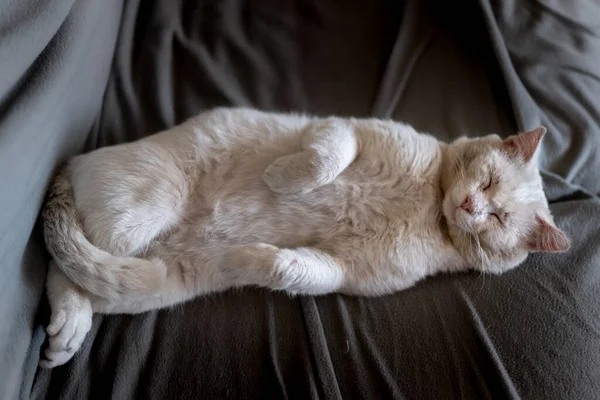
{"left": 40, "top": 107, "right": 569, "bottom": 368}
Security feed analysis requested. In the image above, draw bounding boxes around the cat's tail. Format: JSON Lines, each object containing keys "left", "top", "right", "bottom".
{"left": 42, "top": 166, "right": 166, "bottom": 301}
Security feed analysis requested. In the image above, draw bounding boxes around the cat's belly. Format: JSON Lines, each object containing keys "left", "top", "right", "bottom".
{"left": 200, "top": 188, "right": 343, "bottom": 248}
{"left": 186, "top": 172, "right": 439, "bottom": 251}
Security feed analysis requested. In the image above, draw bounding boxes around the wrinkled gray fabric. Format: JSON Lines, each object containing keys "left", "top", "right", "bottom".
{"left": 0, "top": 0, "right": 595, "bottom": 399}
{"left": 0, "top": 1, "right": 122, "bottom": 399}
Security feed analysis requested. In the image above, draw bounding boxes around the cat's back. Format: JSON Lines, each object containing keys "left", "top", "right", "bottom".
{"left": 185, "top": 107, "right": 311, "bottom": 151}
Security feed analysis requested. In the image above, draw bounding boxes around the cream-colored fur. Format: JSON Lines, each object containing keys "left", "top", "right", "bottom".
{"left": 40, "top": 108, "right": 569, "bottom": 367}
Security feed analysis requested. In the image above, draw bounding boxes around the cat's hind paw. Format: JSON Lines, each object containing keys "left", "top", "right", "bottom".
{"left": 39, "top": 299, "right": 93, "bottom": 369}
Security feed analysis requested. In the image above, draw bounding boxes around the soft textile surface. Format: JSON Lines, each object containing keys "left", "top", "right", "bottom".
{"left": 0, "top": 1, "right": 121, "bottom": 398}
{"left": 20, "top": 0, "right": 600, "bottom": 398}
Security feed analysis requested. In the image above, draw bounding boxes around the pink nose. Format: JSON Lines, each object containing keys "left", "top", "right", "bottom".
{"left": 460, "top": 196, "right": 473, "bottom": 214}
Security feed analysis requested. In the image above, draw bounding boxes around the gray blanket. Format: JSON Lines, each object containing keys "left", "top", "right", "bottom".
{"left": 1, "top": 0, "right": 598, "bottom": 399}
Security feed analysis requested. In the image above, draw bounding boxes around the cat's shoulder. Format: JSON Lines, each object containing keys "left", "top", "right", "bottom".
{"left": 350, "top": 118, "right": 439, "bottom": 147}
{"left": 348, "top": 119, "right": 442, "bottom": 171}
{"left": 188, "top": 107, "right": 311, "bottom": 129}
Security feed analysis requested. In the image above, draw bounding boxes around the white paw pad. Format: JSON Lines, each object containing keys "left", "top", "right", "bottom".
{"left": 39, "top": 302, "right": 93, "bottom": 369}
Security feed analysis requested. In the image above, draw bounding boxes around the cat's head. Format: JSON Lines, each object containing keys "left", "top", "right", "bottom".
{"left": 441, "top": 127, "right": 570, "bottom": 273}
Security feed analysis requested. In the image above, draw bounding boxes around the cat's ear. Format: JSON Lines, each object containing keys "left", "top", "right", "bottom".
{"left": 526, "top": 216, "right": 570, "bottom": 252}
{"left": 503, "top": 127, "right": 546, "bottom": 163}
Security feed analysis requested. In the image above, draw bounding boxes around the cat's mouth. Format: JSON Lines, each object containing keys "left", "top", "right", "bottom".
{"left": 454, "top": 208, "right": 473, "bottom": 232}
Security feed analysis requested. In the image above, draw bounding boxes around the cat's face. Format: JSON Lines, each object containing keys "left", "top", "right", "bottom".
{"left": 442, "top": 128, "right": 570, "bottom": 273}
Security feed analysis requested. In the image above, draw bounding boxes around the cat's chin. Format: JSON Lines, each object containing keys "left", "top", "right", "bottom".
{"left": 477, "top": 251, "right": 529, "bottom": 274}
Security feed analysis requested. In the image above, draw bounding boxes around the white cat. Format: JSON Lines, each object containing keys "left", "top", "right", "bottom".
{"left": 40, "top": 107, "right": 569, "bottom": 368}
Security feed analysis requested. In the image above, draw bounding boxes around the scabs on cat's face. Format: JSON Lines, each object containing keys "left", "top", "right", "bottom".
{"left": 441, "top": 127, "right": 569, "bottom": 272}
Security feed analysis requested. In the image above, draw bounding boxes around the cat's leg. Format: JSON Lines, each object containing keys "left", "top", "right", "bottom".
{"left": 39, "top": 262, "right": 93, "bottom": 368}
{"left": 222, "top": 243, "right": 346, "bottom": 295}
{"left": 85, "top": 240, "right": 343, "bottom": 314}
{"left": 80, "top": 243, "right": 343, "bottom": 316}
{"left": 40, "top": 257, "right": 202, "bottom": 366}
{"left": 263, "top": 119, "right": 358, "bottom": 194}
{"left": 88, "top": 255, "right": 202, "bottom": 314}
{"left": 40, "top": 154, "right": 187, "bottom": 366}
{"left": 70, "top": 143, "right": 189, "bottom": 257}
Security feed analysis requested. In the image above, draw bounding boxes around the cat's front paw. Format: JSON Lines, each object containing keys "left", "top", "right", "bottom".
{"left": 39, "top": 298, "right": 93, "bottom": 369}
{"left": 263, "top": 153, "right": 326, "bottom": 194}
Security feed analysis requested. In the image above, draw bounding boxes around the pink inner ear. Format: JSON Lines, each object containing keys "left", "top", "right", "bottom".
{"left": 527, "top": 216, "right": 570, "bottom": 252}
{"left": 504, "top": 127, "right": 546, "bottom": 162}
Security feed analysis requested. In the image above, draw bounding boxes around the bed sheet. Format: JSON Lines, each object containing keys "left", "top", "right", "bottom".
{"left": 31, "top": 0, "right": 600, "bottom": 399}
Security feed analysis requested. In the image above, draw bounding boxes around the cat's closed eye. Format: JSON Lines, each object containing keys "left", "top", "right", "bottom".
{"left": 481, "top": 175, "right": 493, "bottom": 191}
{"left": 490, "top": 212, "right": 507, "bottom": 225}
